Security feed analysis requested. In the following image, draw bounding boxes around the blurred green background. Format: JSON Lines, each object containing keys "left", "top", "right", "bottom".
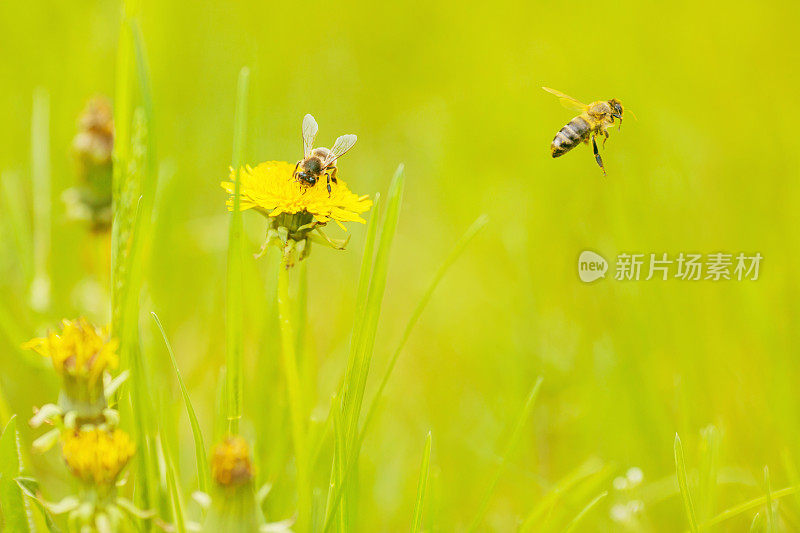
{"left": 2, "top": 0, "right": 800, "bottom": 530}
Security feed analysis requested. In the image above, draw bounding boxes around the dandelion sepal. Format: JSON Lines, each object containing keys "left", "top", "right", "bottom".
{"left": 32, "top": 428, "right": 60, "bottom": 453}
{"left": 30, "top": 403, "right": 61, "bottom": 428}
{"left": 45, "top": 495, "right": 82, "bottom": 515}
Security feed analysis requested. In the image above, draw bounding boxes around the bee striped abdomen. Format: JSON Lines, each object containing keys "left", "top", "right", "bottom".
{"left": 551, "top": 116, "right": 590, "bottom": 158}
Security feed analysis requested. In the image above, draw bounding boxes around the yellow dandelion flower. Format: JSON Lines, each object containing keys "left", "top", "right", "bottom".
{"left": 23, "top": 318, "right": 118, "bottom": 385}
{"left": 61, "top": 428, "right": 135, "bottom": 487}
{"left": 211, "top": 436, "right": 253, "bottom": 487}
{"left": 222, "top": 161, "right": 372, "bottom": 266}
{"left": 221, "top": 160, "right": 372, "bottom": 229}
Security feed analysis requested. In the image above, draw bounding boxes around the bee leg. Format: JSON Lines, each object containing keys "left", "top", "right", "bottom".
{"left": 292, "top": 161, "right": 300, "bottom": 181}
{"left": 603, "top": 129, "right": 609, "bottom": 148}
{"left": 326, "top": 173, "right": 332, "bottom": 196}
{"left": 592, "top": 136, "right": 606, "bottom": 176}
{"left": 329, "top": 166, "right": 338, "bottom": 184}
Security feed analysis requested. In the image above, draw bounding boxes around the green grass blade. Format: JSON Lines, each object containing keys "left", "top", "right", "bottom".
{"left": 0, "top": 384, "right": 9, "bottom": 430}
{"left": 411, "top": 431, "right": 432, "bottom": 533}
{"left": 698, "top": 425, "right": 720, "bottom": 521}
{"left": 349, "top": 191, "right": 382, "bottom": 360}
{"left": 214, "top": 367, "right": 227, "bottom": 444}
{"left": 750, "top": 512, "right": 764, "bottom": 532}
{"left": 563, "top": 491, "right": 608, "bottom": 533}
{"left": 131, "top": 21, "right": 156, "bottom": 184}
{"left": 15, "top": 477, "right": 61, "bottom": 532}
{"left": 345, "top": 165, "right": 405, "bottom": 443}
{"left": 113, "top": 19, "right": 158, "bottom": 345}
{"left": 161, "top": 434, "right": 187, "bottom": 533}
{"left": 764, "top": 466, "right": 775, "bottom": 533}
{"left": 152, "top": 312, "right": 211, "bottom": 493}
{"left": 113, "top": 14, "right": 162, "bottom": 520}
{"left": 113, "top": 19, "right": 158, "bottom": 336}
{"left": 336, "top": 166, "right": 405, "bottom": 529}
{"left": 699, "top": 485, "right": 800, "bottom": 530}
{"left": 322, "top": 394, "right": 339, "bottom": 523}
{"left": 0, "top": 172, "right": 33, "bottom": 279}
{"left": 110, "top": 2, "right": 135, "bottom": 304}
{"left": 330, "top": 191, "right": 381, "bottom": 494}
{"left": 468, "top": 376, "right": 543, "bottom": 532}
{"left": 344, "top": 190, "right": 382, "bottom": 380}
{"left": 0, "top": 416, "right": 32, "bottom": 532}
{"left": 29, "top": 88, "right": 51, "bottom": 312}
{"left": 324, "top": 169, "right": 404, "bottom": 533}
{"left": 675, "top": 433, "right": 699, "bottom": 533}
{"left": 226, "top": 66, "right": 250, "bottom": 435}
{"left": 330, "top": 394, "right": 347, "bottom": 532}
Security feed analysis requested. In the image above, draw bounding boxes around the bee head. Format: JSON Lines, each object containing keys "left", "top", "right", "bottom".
{"left": 298, "top": 172, "right": 317, "bottom": 186}
{"left": 608, "top": 99, "right": 623, "bottom": 119}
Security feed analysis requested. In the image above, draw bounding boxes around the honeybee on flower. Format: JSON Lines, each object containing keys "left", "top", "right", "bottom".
{"left": 221, "top": 115, "right": 371, "bottom": 265}
{"left": 293, "top": 114, "right": 357, "bottom": 196}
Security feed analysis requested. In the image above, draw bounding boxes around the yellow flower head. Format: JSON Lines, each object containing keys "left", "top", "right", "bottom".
{"left": 23, "top": 318, "right": 118, "bottom": 385}
{"left": 211, "top": 436, "right": 253, "bottom": 487}
{"left": 221, "top": 160, "right": 372, "bottom": 229}
{"left": 61, "top": 428, "right": 135, "bottom": 487}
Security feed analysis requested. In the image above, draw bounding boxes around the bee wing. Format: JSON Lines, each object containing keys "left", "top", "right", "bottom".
{"left": 542, "top": 87, "right": 588, "bottom": 113}
{"left": 323, "top": 134, "right": 357, "bottom": 166}
{"left": 302, "top": 114, "right": 319, "bottom": 157}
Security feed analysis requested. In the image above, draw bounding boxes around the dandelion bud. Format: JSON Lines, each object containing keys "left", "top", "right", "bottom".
{"left": 65, "top": 97, "right": 114, "bottom": 231}
{"left": 73, "top": 97, "right": 113, "bottom": 166}
{"left": 211, "top": 436, "right": 253, "bottom": 487}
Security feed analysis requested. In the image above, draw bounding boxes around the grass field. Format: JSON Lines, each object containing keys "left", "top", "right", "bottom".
{"left": 1, "top": 0, "right": 800, "bottom": 531}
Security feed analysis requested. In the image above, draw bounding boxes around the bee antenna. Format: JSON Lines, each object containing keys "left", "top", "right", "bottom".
{"left": 626, "top": 108, "right": 638, "bottom": 121}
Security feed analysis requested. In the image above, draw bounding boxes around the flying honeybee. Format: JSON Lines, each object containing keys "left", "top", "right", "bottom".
{"left": 293, "top": 114, "right": 357, "bottom": 195}
{"left": 543, "top": 87, "right": 626, "bottom": 175}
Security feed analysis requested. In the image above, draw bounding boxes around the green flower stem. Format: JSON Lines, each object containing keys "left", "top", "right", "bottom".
{"left": 278, "top": 253, "right": 311, "bottom": 531}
